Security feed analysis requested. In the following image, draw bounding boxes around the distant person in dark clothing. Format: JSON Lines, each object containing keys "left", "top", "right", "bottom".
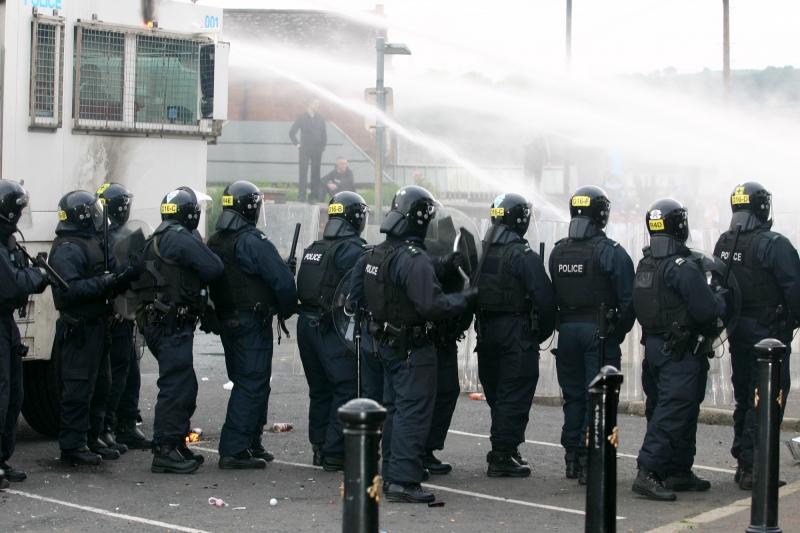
{"left": 323, "top": 157, "right": 355, "bottom": 198}
{"left": 289, "top": 99, "right": 327, "bottom": 202}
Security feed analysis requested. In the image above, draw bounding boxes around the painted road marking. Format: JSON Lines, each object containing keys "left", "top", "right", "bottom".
{"left": 642, "top": 479, "right": 800, "bottom": 532}
{"left": 447, "top": 429, "right": 737, "bottom": 474}
{"left": 5, "top": 489, "right": 212, "bottom": 533}
{"left": 191, "top": 446, "right": 607, "bottom": 518}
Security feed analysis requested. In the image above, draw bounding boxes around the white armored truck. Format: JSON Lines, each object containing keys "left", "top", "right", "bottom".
{"left": 0, "top": 0, "right": 229, "bottom": 436}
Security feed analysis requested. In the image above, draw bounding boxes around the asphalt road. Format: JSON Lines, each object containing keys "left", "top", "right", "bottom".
{"left": 2, "top": 328, "right": 799, "bottom": 533}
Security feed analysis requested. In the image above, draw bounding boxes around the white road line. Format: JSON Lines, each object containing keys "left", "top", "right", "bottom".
{"left": 190, "top": 446, "right": 605, "bottom": 517}
{"left": 642, "top": 479, "right": 800, "bottom": 532}
{"left": 5, "top": 489, "right": 212, "bottom": 533}
{"left": 447, "top": 429, "right": 737, "bottom": 474}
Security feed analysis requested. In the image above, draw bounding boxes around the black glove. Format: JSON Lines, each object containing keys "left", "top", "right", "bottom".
{"left": 34, "top": 267, "right": 50, "bottom": 293}
{"left": 287, "top": 257, "right": 297, "bottom": 276}
{"left": 199, "top": 307, "right": 222, "bottom": 335}
{"left": 439, "top": 252, "right": 467, "bottom": 275}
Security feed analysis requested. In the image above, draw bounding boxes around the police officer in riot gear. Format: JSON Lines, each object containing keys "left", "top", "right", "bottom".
{"left": 50, "top": 190, "right": 133, "bottom": 465}
{"left": 208, "top": 181, "right": 297, "bottom": 470}
{"left": 296, "top": 191, "right": 368, "bottom": 471}
{"left": 0, "top": 181, "right": 48, "bottom": 485}
{"left": 476, "top": 193, "right": 556, "bottom": 478}
{"left": 350, "top": 185, "right": 475, "bottom": 503}
{"left": 132, "top": 187, "right": 223, "bottom": 474}
{"left": 96, "top": 183, "right": 151, "bottom": 451}
{"left": 713, "top": 182, "right": 800, "bottom": 490}
{"left": 549, "top": 186, "right": 635, "bottom": 483}
{"left": 632, "top": 199, "right": 727, "bottom": 501}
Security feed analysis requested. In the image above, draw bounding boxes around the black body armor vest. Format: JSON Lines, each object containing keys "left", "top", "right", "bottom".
{"left": 714, "top": 229, "right": 784, "bottom": 314}
{"left": 2, "top": 236, "right": 31, "bottom": 313}
{"left": 207, "top": 229, "right": 275, "bottom": 315}
{"left": 477, "top": 242, "right": 531, "bottom": 313}
{"left": 296, "top": 238, "right": 349, "bottom": 310}
{"left": 132, "top": 230, "right": 204, "bottom": 313}
{"left": 633, "top": 253, "right": 691, "bottom": 335}
{"left": 550, "top": 236, "right": 617, "bottom": 320}
{"left": 363, "top": 240, "right": 424, "bottom": 326}
{"left": 51, "top": 234, "right": 109, "bottom": 319}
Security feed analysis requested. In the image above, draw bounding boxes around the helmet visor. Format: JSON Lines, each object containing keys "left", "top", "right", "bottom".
{"left": 14, "top": 193, "right": 33, "bottom": 229}
{"left": 91, "top": 200, "right": 106, "bottom": 232}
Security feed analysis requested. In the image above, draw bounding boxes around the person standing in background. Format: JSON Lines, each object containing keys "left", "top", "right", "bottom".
{"left": 290, "top": 99, "right": 327, "bottom": 203}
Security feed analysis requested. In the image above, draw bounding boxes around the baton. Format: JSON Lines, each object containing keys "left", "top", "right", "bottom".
{"left": 452, "top": 230, "right": 470, "bottom": 288}
{"left": 102, "top": 202, "right": 110, "bottom": 273}
{"left": 17, "top": 245, "right": 69, "bottom": 290}
{"left": 279, "top": 223, "right": 302, "bottom": 338}
{"left": 471, "top": 223, "right": 498, "bottom": 287}
{"left": 722, "top": 224, "right": 742, "bottom": 289}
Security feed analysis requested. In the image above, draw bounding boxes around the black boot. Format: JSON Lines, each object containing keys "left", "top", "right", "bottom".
{"left": 219, "top": 450, "right": 267, "bottom": 470}
{"left": 384, "top": 482, "right": 435, "bottom": 504}
{"left": 0, "top": 468, "right": 9, "bottom": 490}
{"left": 424, "top": 450, "right": 453, "bottom": 475}
{"left": 115, "top": 420, "right": 152, "bottom": 450}
{"left": 564, "top": 449, "right": 579, "bottom": 479}
{"left": 99, "top": 429, "right": 129, "bottom": 455}
{"left": 486, "top": 450, "right": 531, "bottom": 478}
{"left": 249, "top": 443, "right": 274, "bottom": 463}
{"left": 512, "top": 448, "right": 529, "bottom": 466}
{"left": 578, "top": 450, "right": 588, "bottom": 486}
{"left": 322, "top": 455, "right": 344, "bottom": 473}
{"left": 0, "top": 462, "right": 27, "bottom": 482}
{"left": 664, "top": 469, "right": 711, "bottom": 492}
{"left": 89, "top": 437, "right": 121, "bottom": 461}
{"left": 632, "top": 468, "right": 676, "bottom": 501}
{"left": 151, "top": 444, "right": 199, "bottom": 474}
{"left": 312, "top": 444, "right": 323, "bottom": 467}
{"left": 178, "top": 443, "right": 205, "bottom": 465}
{"left": 60, "top": 447, "right": 102, "bottom": 466}
{"left": 736, "top": 463, "right": 785, "bottom": 490}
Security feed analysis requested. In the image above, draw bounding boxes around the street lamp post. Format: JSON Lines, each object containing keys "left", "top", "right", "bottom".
{"left": 374, "top": 37, "right": 411, "bottom": 224}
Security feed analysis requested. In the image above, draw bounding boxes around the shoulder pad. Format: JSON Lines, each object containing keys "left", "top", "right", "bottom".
{"left": 554, "top": 237, "right": 567, "bottom": 246}
{"left": 405, "top": 245, "right": 421, "bottom": 257}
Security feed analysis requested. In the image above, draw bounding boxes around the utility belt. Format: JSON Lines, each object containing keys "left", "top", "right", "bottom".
{"left": 59, "top": 312, "right": 108, "bottom": 346}
{"left": 368, "top": 320, "right": 435, "bottom": 351}
{"left": 660, "top": 321, "right": 717, "bottom": 361}
{"left": 144, "top": 301, "right": 199, "bottom": 332}
{"left": 741, "top": 305, "right": 794, "bottom": 334}
{"left": 477, "top": 308, "right": 539, "bottom": 337}
{"left": 558, "top": 306, "right": 618, "bottom": 323}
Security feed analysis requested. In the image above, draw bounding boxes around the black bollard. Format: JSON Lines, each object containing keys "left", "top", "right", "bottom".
{"left": 585, "top": 365, "right": 624, "bottom": 533}
{"left": 338, "top": 398, "right": 387, "bottom": 533}
{"left": 746, "top": 338, "right": 786, "bottom": 533}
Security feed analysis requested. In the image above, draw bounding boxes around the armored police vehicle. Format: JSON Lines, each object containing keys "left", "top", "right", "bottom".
{"left": 0, "top": 0, "right": 229, "bottom": 436}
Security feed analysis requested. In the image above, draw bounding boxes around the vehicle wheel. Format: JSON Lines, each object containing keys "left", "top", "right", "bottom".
{"left": 21, "top": 356, "right": 61, "bottom": 438}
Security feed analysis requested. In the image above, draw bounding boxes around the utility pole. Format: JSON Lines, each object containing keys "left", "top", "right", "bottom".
{"left": 723, "top": 0, "right": 730, "bottom": 92}
{"left": 566, "top": 0, "right": 573, "bottom": 70}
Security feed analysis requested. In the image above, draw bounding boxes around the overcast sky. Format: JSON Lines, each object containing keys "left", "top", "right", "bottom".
{"left": 187, "top": 0, "right": 799, "bottom": 76}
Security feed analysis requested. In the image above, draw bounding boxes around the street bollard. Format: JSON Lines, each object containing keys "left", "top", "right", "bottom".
{"left": 746, "top": 338, "right": 786, "bottom": 533}
{"left": 585, "top": 365, "right": 624, "bottom": 533}
{"left": 338, "top": 398, "right": 387, "bottom": 533}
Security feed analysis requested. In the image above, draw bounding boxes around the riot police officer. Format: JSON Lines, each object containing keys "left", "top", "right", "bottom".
{"left": 549, "top": 186, "right": 635, "bottom": 483}
{"left": 476, "top": 193, "right": 555, "bottom": 478}
{"left": 132, "top": 187, "right": 223, "bottom": 474}
{"left": 713, "top": 182, "right": 800, "bottom": 490}
{"left": 0, "top": 181, "right": 48, "bottom": 485}
{"left": 96, "top": 183, "right": 151, "bottom": 451}
{"left": 423, "top": 219, "right": 472, "bottom": 476}
{"left": 296, "top": 191, "right": 368, "bottom": 471}
{"left": 351, "top": 186, "right": 475, "bottom": 503}
{"left": 632, "top": 199, "right": 727, "bottom": 501}
{"left": 50, "top": 190, "right": 131, "bottom": 465}
{"left": 208, "top": 181, "right": 297, "bottom": 470}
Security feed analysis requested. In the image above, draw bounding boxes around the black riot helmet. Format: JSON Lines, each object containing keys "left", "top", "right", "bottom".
{"left": 569, "top": 185, "right": 610, "bottom": 229}
{"left": 96, "top": 182, "right": 133, "bottom": 226}
{"left": 646, "top": 198, "right": 689, "bottom": 241}
{"left": 222, "top": 180, "right": 262, "bottom": 225}
{"left": 326, "top": 191, "right": 368, "bottom": 236}
{"left": 729, "top": 181, "right": 772, "bottom": 231}
{"left": 490, "top": 193, "right": 532, "bottom": 237}
{"left": 160, "top": 186, "right": 201, "bottom": 230}
{"left": 380, "top": 185, "right": 437, "bottom": 238}
{"left": 0, "top": 180, "right": 30, "bottom": 230}
{"left": 57, "top": 190, "right": 105, "bottom": 233}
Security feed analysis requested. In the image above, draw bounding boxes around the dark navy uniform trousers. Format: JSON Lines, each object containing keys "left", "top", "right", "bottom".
{"left": 427, "top": 339, "right": 460, "bottom": 453}
{"left": 0, "top": 315, "right": 23, "bottom": 462}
